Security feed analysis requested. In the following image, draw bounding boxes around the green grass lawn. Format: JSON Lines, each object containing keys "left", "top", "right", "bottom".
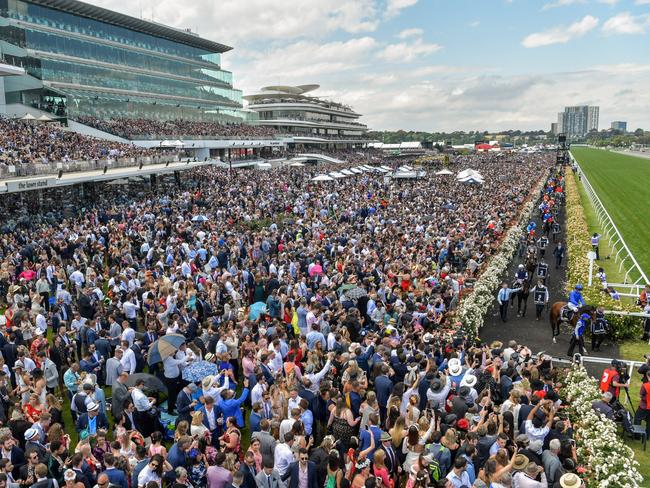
{"left": 570, "top": 147, "right": 650, "bottom": 279}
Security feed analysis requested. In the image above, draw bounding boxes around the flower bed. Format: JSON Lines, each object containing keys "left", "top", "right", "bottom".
{"left": 564, "top": 172, "right": 641, "bottom": 339}
{"left": 458, "top": 178, "right": 545, "bottom": 339}
{"left": 562, "top": 365, "right": 643, "bottom": 487}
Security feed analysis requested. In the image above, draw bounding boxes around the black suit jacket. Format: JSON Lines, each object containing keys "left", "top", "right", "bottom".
{"left": 282, "top": 461, "right": 318, "bottom": 488}
{"left": 380, "top": 445, "right": 399, "bottom": 478}
{"left": 239, "top": 463, "right": 257, "bottom": 488}
{"left": 0, "top": 445, "right": 25, "bottom": 479}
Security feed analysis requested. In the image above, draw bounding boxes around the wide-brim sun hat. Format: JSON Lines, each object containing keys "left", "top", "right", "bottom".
{"left": 560, "top": 473, "right": 582, "bottom": 488}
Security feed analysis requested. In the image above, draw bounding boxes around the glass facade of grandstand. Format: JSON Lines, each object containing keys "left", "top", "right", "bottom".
{"left": 0, "top": 0, "right": 246, "bottom": 122}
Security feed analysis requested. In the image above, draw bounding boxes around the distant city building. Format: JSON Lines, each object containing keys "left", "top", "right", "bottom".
{"left": 611, "top": 121, "right": 627, "bottom": 132}
{"left": 551, "top": 122, "right": 558, "bottom": 135}
{"left": 557, "top": 106, "right": 599, "bottom": 138}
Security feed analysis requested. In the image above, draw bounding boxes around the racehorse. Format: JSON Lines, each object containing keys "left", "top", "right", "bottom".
{"left": 510, "top": 279, "right": 531, "bottom": 317}
{"left": 549, "top": 302, "right": 596, "bottom": 339}
{"left": 525, "top": 251, "right": 537, "bottom": 278}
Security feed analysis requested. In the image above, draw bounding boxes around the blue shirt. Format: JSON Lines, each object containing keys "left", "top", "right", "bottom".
{"left": 569, "top": 290, "right": 585, "bottom": 307}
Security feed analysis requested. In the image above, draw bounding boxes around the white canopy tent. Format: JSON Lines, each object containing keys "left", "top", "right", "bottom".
{"left": 392, "top": 171, "right": 419, "bottom": 179}
{"left": 456, "top": 169, "right": 484, "bottom": 180}
{"left": 312, "top": 174, "right": 334, "bottom": 182}
{"left": 458, "top": 175, "right": 484, "bottom": 184}
{"left": 379, "top": 165, "right": 392, "bottom": 171}
{"left": 435, "top": 169, "right": 454, "bottom": 176}
{"left": 289, "top": 162, "right": 305, "bottom": 167}
{"left": 340, "top": 169, "right": 354, "bottom": 176}
{"left": 329, "top": 172, "right": 347, "bottom": 178}
{"left": 350, "top": 168, "right": 363, "bottom": 174}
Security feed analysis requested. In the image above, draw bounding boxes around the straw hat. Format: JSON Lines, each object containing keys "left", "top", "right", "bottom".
{"left": 560, "top": 473, "right": 582, "bottom": 488}
{"left": 511, "top": 454, "right": 529, "bottom": 471}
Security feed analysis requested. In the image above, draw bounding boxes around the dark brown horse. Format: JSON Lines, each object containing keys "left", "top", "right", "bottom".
{"left": 549, "top": 302, "right": 595, "bottom": 340}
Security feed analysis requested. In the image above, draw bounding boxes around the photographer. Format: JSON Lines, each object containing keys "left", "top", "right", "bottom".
{"left": 599, "top": 360, "right": 629, "bottom": 401}
{"left": 634, "top": 369, "right": 650, "bottom": 438}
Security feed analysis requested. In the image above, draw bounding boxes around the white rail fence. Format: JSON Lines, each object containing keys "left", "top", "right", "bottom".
{"left": 569, "top": 151, "right": 649, "bottom": 289}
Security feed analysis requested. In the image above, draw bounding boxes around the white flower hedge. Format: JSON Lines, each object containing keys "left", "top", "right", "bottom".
{"left": 458, "top": 179, "right": 544, "bottom": 339}
{"left": 563, "top": 365, "right": 643, "bottom": 488}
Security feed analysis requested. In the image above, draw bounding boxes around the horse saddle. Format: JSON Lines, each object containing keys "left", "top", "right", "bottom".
{"left": 560, "top": 306, "right": 572, "bottom": 321}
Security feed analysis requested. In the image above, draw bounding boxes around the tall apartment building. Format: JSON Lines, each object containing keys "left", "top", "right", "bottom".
{"left": 557, "top": 106, "right": 599, "bottom": 138}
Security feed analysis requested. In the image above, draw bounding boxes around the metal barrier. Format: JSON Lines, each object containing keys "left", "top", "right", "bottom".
{"left": 569, "top": 151, "right": 649, "bottom": 287}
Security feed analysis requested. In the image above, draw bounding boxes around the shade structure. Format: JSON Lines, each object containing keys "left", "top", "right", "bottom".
{"left": 329, "top": 172, "right": 346, "bottom": 178}
{"left": 350, "top": 168, "right": 363, "bottom": 174}
{"left": 458, "top": 176, "right": 484, "bottom": 184}
{"left": 375, "top": 167, "right": 390, "bottom": 173}
{"left": 148, "top": 333, "right": 186, "bottom": 365}
{"left": 37, "top": 114, "right": 52, "bottom": 121}
{"left": 289, "top": 162, "right": 305, "bottom": 167}
{"left": 312, "top": 174, "right": 334, "bottom": 182}
{"left": 456, "top": 169, "right": 483, "bottom": 180}
{"left": 340, "top": 169, "right": 354, "bottom": 176}
{"left": 182, "top": 360, "right": 219, "bottom": 382}
{"left": 191, "top": 215, "right": 208, "bottom": 222}
{"left": 21, "top": 113, "right": 36, "bottom": 120}
{"left": 125, "top": 373, "right": 167, "bottom": 393}
{"left": 435, "top": 169, "right": 454, "bottom": 175}
{"left": 379, "top": 165, "right": 392, "bottom": 171}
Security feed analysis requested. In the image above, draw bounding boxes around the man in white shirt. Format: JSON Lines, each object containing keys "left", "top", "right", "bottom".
{"left": 120, "top": 341, "right": 137, "bottom": 374}
{"left": 251, "top": 376, "right": 267, "bottom": 405}
{"left": 121, "top": 321, "right": 136, "bottom": 347}
{"left": 122, "top": 296, "right": 140, "bottom": 329}
{"left": 524, "top": 400, "right": 555, "bottom": 451}
{"left": 279, "top": 408, "right": 300, "bottom": 442}
{"left": 163, "top": 349, "right": 188, "bottom": 415}
{"left": 273, "top": 433, "right": 295, "bottom": 477}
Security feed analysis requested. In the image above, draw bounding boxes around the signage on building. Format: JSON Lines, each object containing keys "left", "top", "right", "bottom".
{"left": 6, "top": 178, "right": 55, "bottom": 193}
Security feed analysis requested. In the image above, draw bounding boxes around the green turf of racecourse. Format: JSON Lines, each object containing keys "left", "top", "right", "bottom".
{"left": 570, "top": 147, "right": 650, "bottom": 279}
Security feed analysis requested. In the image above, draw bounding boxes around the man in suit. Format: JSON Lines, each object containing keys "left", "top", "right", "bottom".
{"left": 374, "top": 364, "right": 393, "bottom": 424}
{"left": 176, "top": 383, "right": 199, "bottom": 426}
{"left": 379, "top": 431, "right": 399, "bottom": 479}
{"left": 282, "top": 449, "right": 318, "bottom": 488}
{"left": 0, "top": 436, "right": 25, "bottom": 479}
{"left": 130, "top": 339, "right": 146, "bottom": 373}
{"left": 199, "top": 396, "right": 221, "bottom": 443}
{"left": 346, "top": 381, "right": 362, "bottom": 418}
{"left": 167, "top": 436, "right": 193, "bottom": 469}
{"left": 218, "top": 379, "right": 249, "bottom": 428}
{"left": 251, "top": 420, "right": 277, "bottom": 465}
{"left": 249, "top": 403, "right": 263, "bottom": 434}
{"left": 359, "top": 413, "right": 382, "bottom": 461}
{"left": 94, "top": 331, "right": 112, "bottom": 363}
{"left": 103, "top": 453, "right": 128, "bottom": 488}
{"left": 75, "top": 402, "right": 109, "bottom": 434}
{"left": 111, "top": 371, "right": 130, "bottom": 420}
{"left": 105, "top": 348, "right": 123, "bottom": 389}
{"left": 240, "top": 451, "right": 258, "bottom": 488}
{"left": 254, "top": 459, "right": 286, "bottom": 488}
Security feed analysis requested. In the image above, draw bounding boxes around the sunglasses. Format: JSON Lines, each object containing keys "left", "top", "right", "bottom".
{"left": 300, "top": 457, "right": 308, "bottom": 461}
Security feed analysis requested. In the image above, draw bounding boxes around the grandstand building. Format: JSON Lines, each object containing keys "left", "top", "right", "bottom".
{"left": 244, "top": 85, "right": 371, "bottom": 147}
{"left": 0, "top": 0, "right": 246, "bottom": 123}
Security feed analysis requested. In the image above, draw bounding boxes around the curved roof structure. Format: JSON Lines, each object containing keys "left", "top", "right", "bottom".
{"left": 260, "top": 84, "right": 320, "bottom": 95}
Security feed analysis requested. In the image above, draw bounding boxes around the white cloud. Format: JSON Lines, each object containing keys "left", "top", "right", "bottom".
{"left": 522, "top": 15, "right": 599, "bottom": 47}
{"left": 598, "top": 0, "right": 619, "bottom": 5}
{"left": 377, "top": 38, "right": 442, "bottom": 62}
{"left": 602, "top": 12, "right": 650, "bottom": 34}
{"left": 385, "top": 0, "right": 419, "bottom": 18}
{"left": 541, "top": 0, "right": 585, "bottom": 11}
{"left": 397, "top": 28, "right": 424, "bottom": 39}
{"left": 86, "top": 0, "right": 381, "bottom": 43}
{"left": 635, "top": 0, "right": 650, "bottom": 4}
{"left": 468, "top": 20, "right": 481, "bottom": 28}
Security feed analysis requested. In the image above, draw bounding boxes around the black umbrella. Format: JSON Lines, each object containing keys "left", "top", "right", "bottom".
{"left": 125, "top": 373, "right": 167, "bottom": 394}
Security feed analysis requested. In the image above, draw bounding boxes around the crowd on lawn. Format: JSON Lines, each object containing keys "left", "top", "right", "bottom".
{"left": 0, "top": 118, "right": 158, "bottom": 167}
{"left": 0, "top": 152, "right": 621, "bottom": 488}
{"left": 75, "top": 117, "right": 277, "bottom": 140}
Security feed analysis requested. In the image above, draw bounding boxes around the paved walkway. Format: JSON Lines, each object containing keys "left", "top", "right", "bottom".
{"left": 479, "top": 188, "right": 619, "bottom": 360}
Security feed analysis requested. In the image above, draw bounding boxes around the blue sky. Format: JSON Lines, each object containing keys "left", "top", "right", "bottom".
{"left": 90, "top": 0, "right": 650, "bottom": 131}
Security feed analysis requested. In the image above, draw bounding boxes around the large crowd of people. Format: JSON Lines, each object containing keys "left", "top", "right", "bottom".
{"left": 0, "top": 151, "right": 642, "bottom": 488}
{"left": 0, "top": 117, "right": 158, "bottom": 167}
{"left": 75, "top": 117, "right": 277, "bottom": 140}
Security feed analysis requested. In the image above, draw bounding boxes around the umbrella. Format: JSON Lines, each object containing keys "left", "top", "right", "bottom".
{"left": 148, "top": 333, "right": 186, "bottom": 365}
{"left": 249, "top": 301, "right": 267, "bottom": 321}
{"left": 309, "top": 263, "right": 323, "bottom": 277}
{"left": 125, "top": 373, "right": 167, "bottom": 394}
{"left": 191, "top": 215, "right": 208, "bottom": 222}
{"left": 344, "top": 286, "right": 368, "bottom": 301}
{"left": 435, "top": 169, "right": 453, "bottom": 176}
{"left": 311, "top": 175, "right": 334, "bottom": 182}
{"left": 182, "top": 360, "right": 218, "bottom": 382}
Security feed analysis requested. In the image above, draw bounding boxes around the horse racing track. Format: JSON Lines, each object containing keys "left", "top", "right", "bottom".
{"left": 570, "top": 146, "right": 650, "bottom": 275}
